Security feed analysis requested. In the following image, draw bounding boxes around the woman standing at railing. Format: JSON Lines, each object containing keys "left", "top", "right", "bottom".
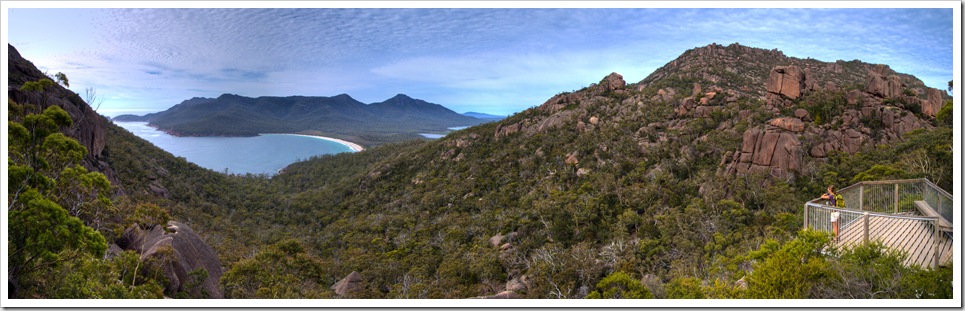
{"left": 820, "top": 185, "right": 837, "bottom": 206}
{"left": 821, "top": 185, "right": 841, "bottom": 242}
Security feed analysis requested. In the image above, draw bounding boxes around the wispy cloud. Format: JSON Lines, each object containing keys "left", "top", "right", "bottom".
{"left": 6, "top": 7, "right": 954, "bottom": 116}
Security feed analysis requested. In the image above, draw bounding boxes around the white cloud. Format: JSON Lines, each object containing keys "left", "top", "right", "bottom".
{"left": 7, "top": 7, "right": 954, "bottom": 115}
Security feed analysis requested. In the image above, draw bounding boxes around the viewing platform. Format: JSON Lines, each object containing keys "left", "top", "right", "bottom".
{"left": 803, "top": 179, "right": 954, "bottom": 268}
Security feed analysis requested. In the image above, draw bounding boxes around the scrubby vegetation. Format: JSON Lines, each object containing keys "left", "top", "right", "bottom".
{"left": 101, "top": 72, "right": 952, "bottom": 299}
{"left": 9, "top": 43, "right": 954, "bottom": 300}
{"left": 8, "top": 102, "right": 167, "bottom": 298}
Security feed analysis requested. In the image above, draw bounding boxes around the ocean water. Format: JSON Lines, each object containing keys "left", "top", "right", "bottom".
{"left": 114, "top": 121, "right": 355, "bottom": 175}
{"left": 419, "top": 133, "right": 446, "bottom": 139}
{"left": 418, "top": 126, "right": 472, "bottom": 139}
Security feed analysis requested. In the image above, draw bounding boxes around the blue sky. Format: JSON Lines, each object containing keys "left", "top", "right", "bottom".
{"left": 4, "top": 4, "right": 956, "bottom": 117}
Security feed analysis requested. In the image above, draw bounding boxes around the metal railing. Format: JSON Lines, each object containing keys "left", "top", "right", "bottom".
{"left": 835, "top": 179, "right": 952, "bottom": 226}
{"left": 803, "top": 179, "right": 952, "bottom": 268}
{"left": 804, "top": 203, "right": 945, "bottom": 268}
{"left": 804, "top": 205, "right": 864, "bottom": 234}
{"left": 921, "top": 179, "right": 953, "bottom": 224}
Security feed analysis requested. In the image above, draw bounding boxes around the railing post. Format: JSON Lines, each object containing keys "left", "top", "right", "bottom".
{"left": 894, "top": 184, "right": 899, "bottom": 213}
{"left": 934, "top": 218, "right": 940, "bottom": 269}
{"left": 803, "top": 204, "right": 809, "bottom": 230}
{"left": 863, "top": 212, "right": 870, "bottom": 243}
{"left": 859, "top": 184, "right": 864, "bottom": 211}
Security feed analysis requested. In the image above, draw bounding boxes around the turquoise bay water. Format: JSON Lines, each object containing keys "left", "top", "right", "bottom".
{"left": 114, "top": 121, "right": 354, "bottom": 175}
{"left": 418, "top": 126, "right": 472, "bottom": 139}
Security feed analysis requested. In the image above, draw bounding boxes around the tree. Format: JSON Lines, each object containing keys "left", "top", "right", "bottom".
{"left": 18, "top": 78, "right": 55, "bottom": 112}
{"left": 221, "top": 239, "right": 332, "bottom": 298}
{"left": 7, "top": 98, "right": 133, "bottom": 298}
{"left": 936, "top": 100, "right": 953, "bottom": 128}
{"left": 33, "top": 249, "right": 163, "bottom": 299}
{"left": 84, "top": 87, "right": 105, "bottom": 112}
{"left": 54, "top": 72, "right": 69, "bottom": 88}
{"left": 850, "top": 164, "right": 906, "bottom": 184}
{"left": 586, "top": 271, "right": 653, "bottom": 299}
{"left": 665, "top": 277, "right": 706, "bottom": 299}
{"left": 743, "top": 230, "right": 831, "bottom": 299}
{"left": 8, "top": 188, "right": 108, "bottom": 296}
{"left": 818, "top": 242, "right": 907, "bottom": 299}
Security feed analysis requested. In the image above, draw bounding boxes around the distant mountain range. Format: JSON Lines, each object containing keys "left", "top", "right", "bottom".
{"left": 114, "top": 93, "right": 493, "bottom": 146}
{"left": 462, "top": 111, "right": 506, "bottom": 120}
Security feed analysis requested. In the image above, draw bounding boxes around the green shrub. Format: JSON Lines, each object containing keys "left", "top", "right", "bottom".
{"left": 586, "top": 271, "right": 653, "bottom": 299}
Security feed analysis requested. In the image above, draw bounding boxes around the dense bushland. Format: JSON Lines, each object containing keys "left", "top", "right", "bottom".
{"left": 10, "top": 43, "right": 954, "bottom": 299}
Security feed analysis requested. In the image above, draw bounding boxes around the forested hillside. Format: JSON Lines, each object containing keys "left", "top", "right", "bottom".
{"left": 8, "top": 43, "right": 953, "bottom": 300}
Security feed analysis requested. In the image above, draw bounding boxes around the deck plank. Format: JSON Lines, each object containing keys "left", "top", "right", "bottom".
{"left": 891, "top": 219, "right": 920, "bottom": 250}
{"left": 834, "top": 215, "right": 952, "bottom": 268}
{"left": 903, "top": 223, "right": 932, "bottom": 266}
{"left": 919, "top": 238, "right": 938, "bottom": 268}
{"left": 940, "top": 236, "right": 953, "bottom": 264}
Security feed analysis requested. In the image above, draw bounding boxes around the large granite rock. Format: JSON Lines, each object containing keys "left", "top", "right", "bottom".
{"left": 765, "top": 65, "right": 806, "bottom": 99}
{"left": 600, "top": 72, "right": 626, "bottom": 91}
{"left": 768, "top": 117, "right": 805, "bottom": 132}
{"left": 922, "top": 87, "right": 946, "bottom": 117}
{"left": 121, "top": 221, "right": 224, "bottom": 298}
{"left": 864, "top": 64, "right": 905, "bottom": 98}
{"left": 729, "top": 125, "right": 803, "bottom": 177}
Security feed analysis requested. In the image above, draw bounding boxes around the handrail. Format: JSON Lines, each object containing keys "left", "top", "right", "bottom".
{"left": 803, "top": 178, "right": 951, "bottom": 268}
{"left": 922, "top": 179, "right": 952, "bottom": 197}
{"left": 804, "top": 203, "right": 945, "bottom": 268}
{"left": 841, "top": 178, "right": 927, "bottom": 186}
{"left": 816, "top": 179, "right": 953, "bottom": 225}
{"left": 805, "top": 202, "right": 940, "bottom": 221}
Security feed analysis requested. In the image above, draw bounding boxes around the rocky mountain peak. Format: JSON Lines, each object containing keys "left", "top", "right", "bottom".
{"left": 722, "top": 56, "right": 946, "bottom": 179}
{"left": 487, "top": 42, "right": 948, "bottom": 181}
{"left": 388, "top": 93, "right": 414, "bottom": 101}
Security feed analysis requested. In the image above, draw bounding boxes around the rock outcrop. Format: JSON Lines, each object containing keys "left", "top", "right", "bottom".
{"left": 766, "top": 65, "right": 806, "bottom": 99}
{"left": 600, "top": 72, "right": 626, "bottom": 91}
{"left": 496, "top": 72, "right": 627, "bottom": 140}
{"left": 768, "top": 117, "right": 805, "bottom": 132}
{"left": 7, "top": 44, "right": 119, "bottom": 186}
{"left": 922, "top": 87, "right": 946, "bottom": 117}
{"left": 120, "top": 221, "right": 224, "bottom": 298}
{"left": 864, "top": 64, "right": 905, "bottom": 98}
{"left": 506, "top": 276, "right": 528, "bottom": 292}
{"left": 332, "top": 271, "right": 366, "bottom": 297}
{"left": 809, "top": 128, "right": 868, "bottom": 157}
{"left": 716, "top": 51, "right": 946, "bottom": 179}
{"left": 674, "top": 83, "right": 733, "bottom": 118}
{"left": 727, "top": 125, "right": 803, "bottom": 177}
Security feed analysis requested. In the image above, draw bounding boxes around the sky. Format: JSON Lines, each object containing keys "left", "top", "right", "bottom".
{"left": 3, "top": 3, "right": 957, "bottom": 117}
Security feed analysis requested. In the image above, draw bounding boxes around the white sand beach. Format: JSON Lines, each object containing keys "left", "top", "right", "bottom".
{"left": 285, "top": 134, "right": 365, "bottom": 152}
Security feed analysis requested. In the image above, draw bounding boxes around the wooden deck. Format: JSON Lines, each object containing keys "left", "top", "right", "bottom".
{"left": 835, "top": 215, "right": 953, "bottom": 268}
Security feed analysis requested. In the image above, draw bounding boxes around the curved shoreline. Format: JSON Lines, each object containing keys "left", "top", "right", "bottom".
{"left": 276, "top": 133, "right": 365, "bottom": 152}
{"left": 114, "top": 121, "right": 366, "bottom": 152}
